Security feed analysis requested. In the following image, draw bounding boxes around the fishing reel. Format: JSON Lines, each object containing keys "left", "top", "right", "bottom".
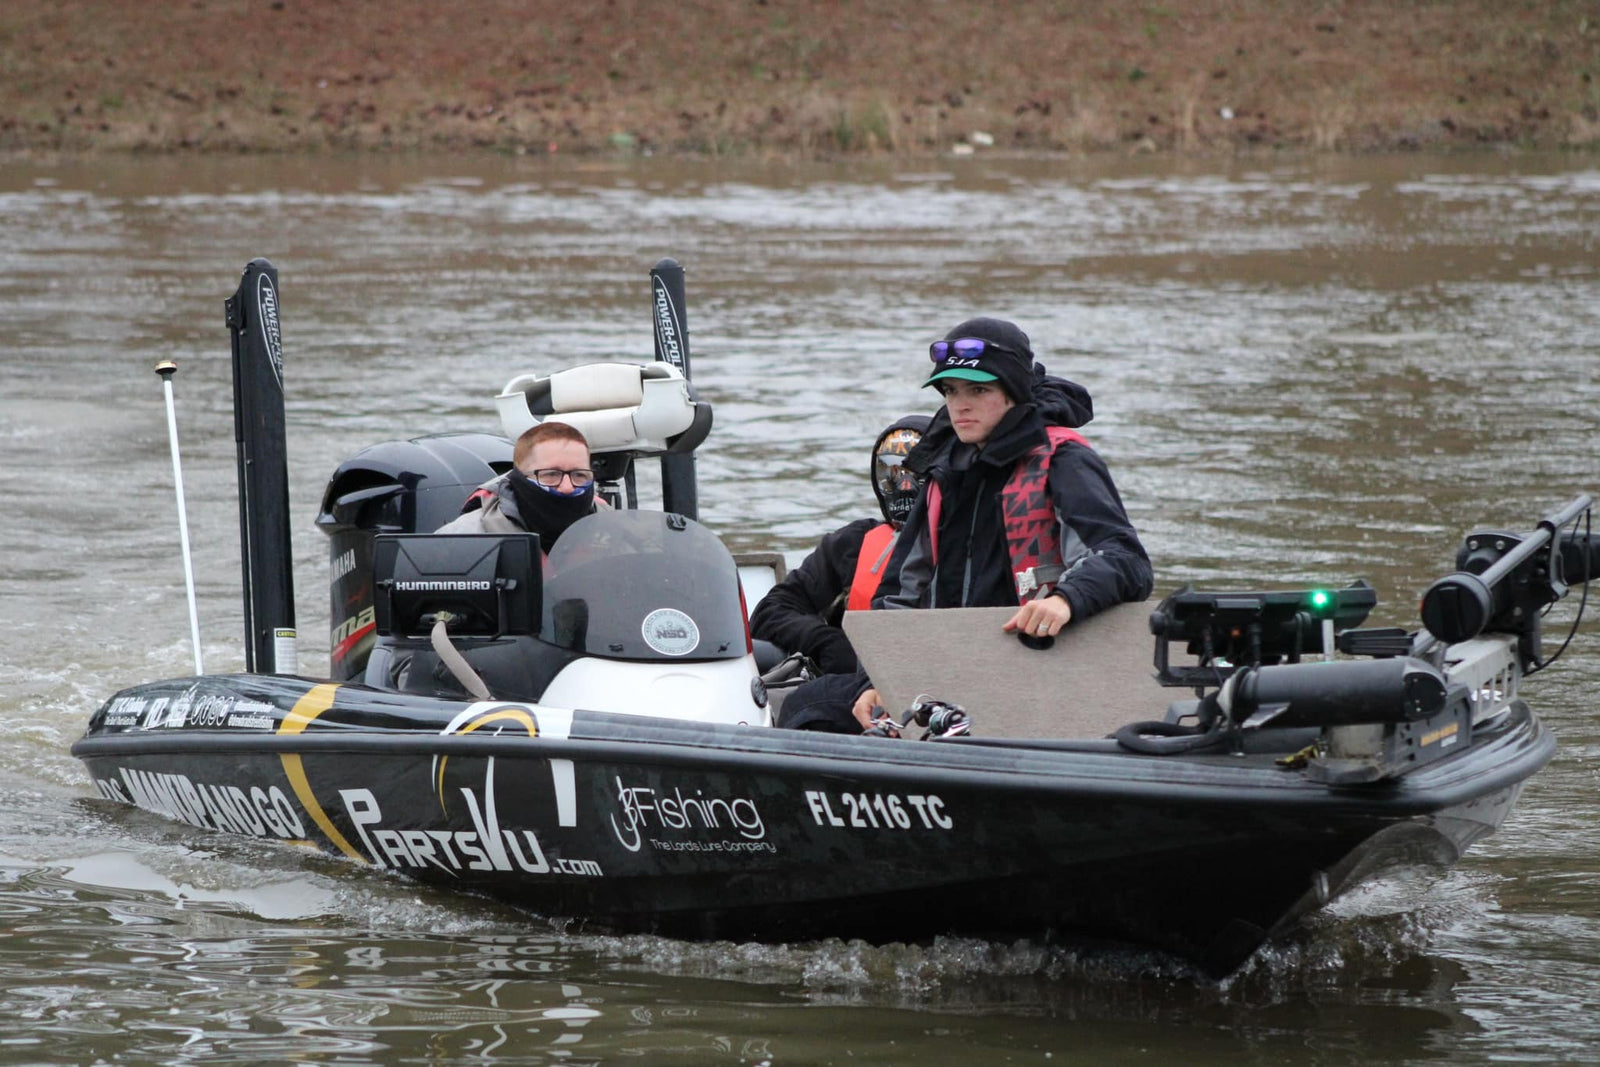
{"left": 866, "top": 695, "right": 971, "bottom": 740}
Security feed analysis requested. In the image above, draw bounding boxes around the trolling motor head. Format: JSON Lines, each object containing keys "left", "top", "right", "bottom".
{"left": 1420, "top": 494, "right": 1595, "bottom": 667}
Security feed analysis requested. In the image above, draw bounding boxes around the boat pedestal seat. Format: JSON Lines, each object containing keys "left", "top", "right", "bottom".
{"left": 494, "top": 362, "right": 711, "bottom": 460}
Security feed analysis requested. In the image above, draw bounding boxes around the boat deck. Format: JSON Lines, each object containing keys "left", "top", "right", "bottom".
{"left": 845, "top": 601, "right": 1172, "bottom": 740}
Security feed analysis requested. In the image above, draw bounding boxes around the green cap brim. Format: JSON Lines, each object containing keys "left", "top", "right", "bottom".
{"left": 923, "top": 367, "right": 1000, "bottom": 388}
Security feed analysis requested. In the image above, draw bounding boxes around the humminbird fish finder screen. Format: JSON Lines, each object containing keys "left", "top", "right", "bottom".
{"left": 372, "top": 533, "right": 540, "bottom": 639}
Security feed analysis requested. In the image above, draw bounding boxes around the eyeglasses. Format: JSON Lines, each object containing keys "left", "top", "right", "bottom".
{"left": 929, "top": 338, "right": 1016, "bottom": 364}
{"left": 528, "top": 468, "right": 595, "bottom": 489}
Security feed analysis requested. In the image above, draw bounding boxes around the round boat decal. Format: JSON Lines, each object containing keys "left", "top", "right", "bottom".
{"left": 641, "top": 608, "right": 699, "bottom": 656}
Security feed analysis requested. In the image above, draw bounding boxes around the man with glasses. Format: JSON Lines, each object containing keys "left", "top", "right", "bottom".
{"left": 435, "top": 421, "right": 603, "bottom": 547}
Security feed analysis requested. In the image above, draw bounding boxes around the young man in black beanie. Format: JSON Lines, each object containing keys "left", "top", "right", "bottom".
{"left": 780, "top": 316, "right": 1152, "bottom": 734}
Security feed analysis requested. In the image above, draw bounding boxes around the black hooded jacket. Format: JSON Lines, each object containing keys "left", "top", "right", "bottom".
{"left": 749, "top": 414, "right": 929, "bottom": 674}
{"left": 874, "top": 367, "right": 1153, "bottom": 618}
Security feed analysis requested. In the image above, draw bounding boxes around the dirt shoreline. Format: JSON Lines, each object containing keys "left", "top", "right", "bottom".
{"left": 5, "top": 1, "right": 1598, "bottom": 159}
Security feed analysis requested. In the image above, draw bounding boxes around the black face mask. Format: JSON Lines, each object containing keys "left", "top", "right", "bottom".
{"left": 506, "top": 469, "right": 595, "bottom": 549}
{"left": 884, "top": 472, "right": 920, "bottom": 527}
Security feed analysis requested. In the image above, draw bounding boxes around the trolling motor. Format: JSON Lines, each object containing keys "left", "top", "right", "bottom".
{"left": 317, "top": 259, "right": 713, "bottom": 683}
{"left": 1419, "top": 494, "right": 1598, "bottom": 670}
{"left": 1143, "top": 579, "right": 1448, "bottom": 735}
{"left": 1122, "top": 577, "right": 1455, "bottom": 774}
{"left": 1120, "top": 496, "right": 1597, "bottom": 782}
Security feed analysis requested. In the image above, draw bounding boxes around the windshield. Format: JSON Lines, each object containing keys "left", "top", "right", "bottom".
{"left": 539, "top": 510, "right": 748, "bottom": 661}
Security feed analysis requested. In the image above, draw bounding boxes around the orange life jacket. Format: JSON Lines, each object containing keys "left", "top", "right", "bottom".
{"left": 846, "top": 522, "right": 897, "bottom": 611}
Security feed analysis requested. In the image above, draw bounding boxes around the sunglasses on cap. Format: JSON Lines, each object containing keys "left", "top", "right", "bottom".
{"left": 929, "top": 338, "right": 1020, "bottom": 364}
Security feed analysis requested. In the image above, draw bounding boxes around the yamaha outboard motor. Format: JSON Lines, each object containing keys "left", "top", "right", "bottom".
{"left": 315, "top": 432, "right": 513, "bottom": 680}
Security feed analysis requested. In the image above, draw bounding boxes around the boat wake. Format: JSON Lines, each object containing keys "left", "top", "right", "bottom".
{"left": 581, "top": 877, "right": 1487, "bottom": 1008}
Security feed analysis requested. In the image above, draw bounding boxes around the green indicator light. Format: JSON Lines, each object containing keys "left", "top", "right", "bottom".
{"left": 1310, "top": 590, "right": 1332, "bottom": 611}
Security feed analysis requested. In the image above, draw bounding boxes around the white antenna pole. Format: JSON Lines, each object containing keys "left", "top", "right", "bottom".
{"left": 156, "top": 360, "right": 204, "bottom": 675}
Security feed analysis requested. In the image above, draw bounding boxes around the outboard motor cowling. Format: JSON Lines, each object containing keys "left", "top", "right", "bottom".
{"left": 316, "top": 432, "right": 513, "bottom": 680}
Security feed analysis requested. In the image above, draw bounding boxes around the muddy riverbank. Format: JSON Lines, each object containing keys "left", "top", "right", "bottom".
{"left": 4, "top": 0, "right": 1598, "bottom": 158}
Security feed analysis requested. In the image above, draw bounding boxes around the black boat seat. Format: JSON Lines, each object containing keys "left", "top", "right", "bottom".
{"left": 844, "top": 601, "right": 1164, "bottom": 740}
{"left": 364, "top": 634, "right": 583, "bottom": 704}
{"left": 493, "top": 362, "right": 709, "bottom": 457}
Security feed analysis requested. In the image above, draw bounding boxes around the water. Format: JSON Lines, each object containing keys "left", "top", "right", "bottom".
{"left": 2, "top": 152, "right": 1599, "bottom": 1064}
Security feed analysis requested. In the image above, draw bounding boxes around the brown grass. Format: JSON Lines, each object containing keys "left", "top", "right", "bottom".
{"left": 3, "top": 0, "right": 1598, "bottom": 157}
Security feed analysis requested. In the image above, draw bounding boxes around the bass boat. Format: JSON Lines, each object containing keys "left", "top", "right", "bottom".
{"left": 72, "top": 258, "right": 1599, "bottom": 977}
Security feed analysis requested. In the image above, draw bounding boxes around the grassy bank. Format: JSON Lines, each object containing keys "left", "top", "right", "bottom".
{"left": 4, "top": 0, "right": 1598, "bottom": 157}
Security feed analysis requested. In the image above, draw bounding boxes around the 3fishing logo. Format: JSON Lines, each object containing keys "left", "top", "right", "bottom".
{"left": 609, "top": 777, "right": 770, "bottom": 853}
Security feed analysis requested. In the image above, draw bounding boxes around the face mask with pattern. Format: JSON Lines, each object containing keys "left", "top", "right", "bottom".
{"left": 506, "top": 468, "right": 596, "bottom": 548}
{"left": 872, "top": 428, "right": 923, "bottom": 527}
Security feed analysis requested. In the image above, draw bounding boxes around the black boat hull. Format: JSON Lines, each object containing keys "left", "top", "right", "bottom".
{"left": 71, "top": 673, "right": 1552, "bottom": 975}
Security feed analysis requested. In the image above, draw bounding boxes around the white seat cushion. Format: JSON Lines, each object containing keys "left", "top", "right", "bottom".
{"left": 549, "top": 363, "right": 646, "bottom": 412}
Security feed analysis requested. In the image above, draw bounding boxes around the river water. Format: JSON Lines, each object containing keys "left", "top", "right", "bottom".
{"left": 2, "top": 152, "right": 1598, "bottom": 1064}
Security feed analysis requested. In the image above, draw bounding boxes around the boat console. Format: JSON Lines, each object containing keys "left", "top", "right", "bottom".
{"left": 317, "top": 360, "right": 715, "bottom": 683}
{"left": 1134, "top": 496, "right": 1594, "bottom": 784}
{"left": 362, "top": 511, "right": 768, "bottom": 725}
{"left": 1137, "top": 580, "right": 1469, "bottom": 780}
